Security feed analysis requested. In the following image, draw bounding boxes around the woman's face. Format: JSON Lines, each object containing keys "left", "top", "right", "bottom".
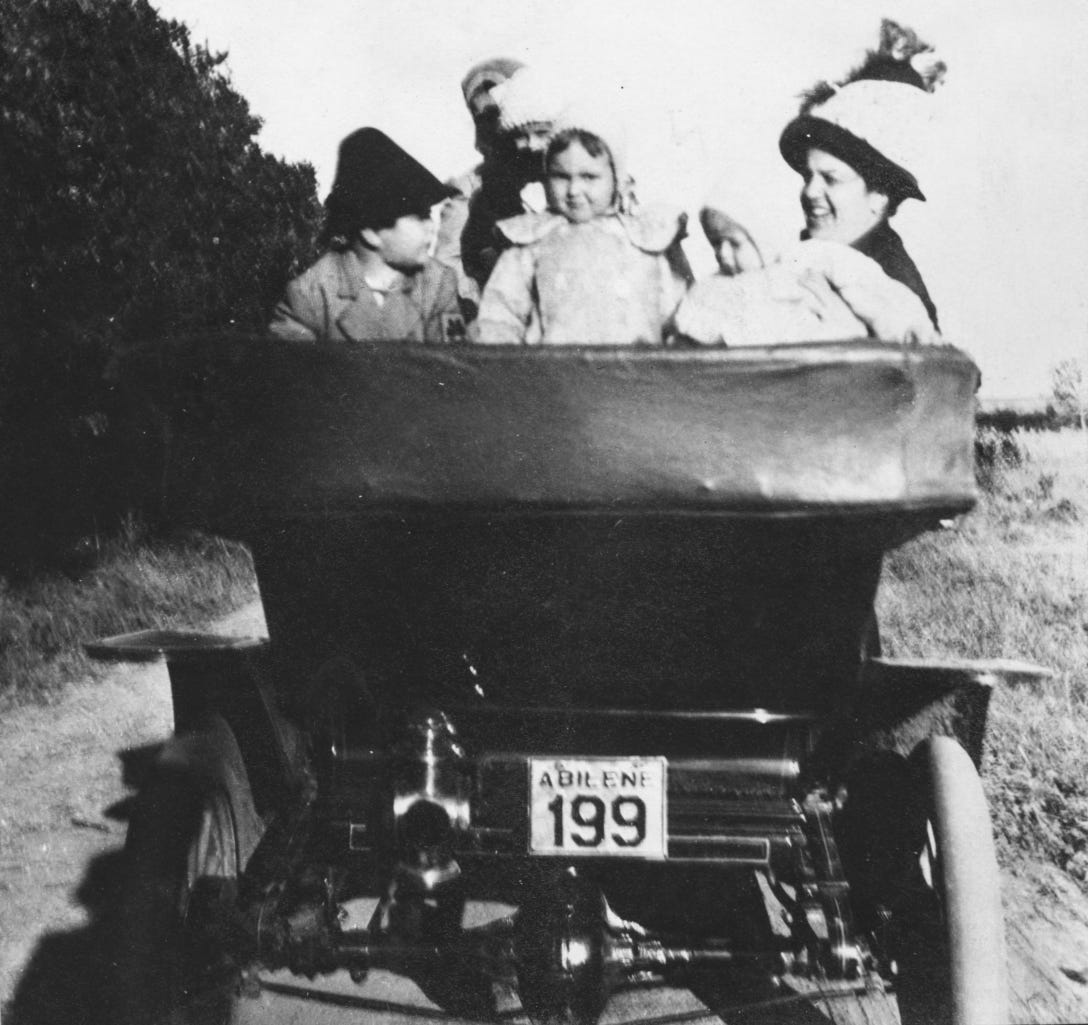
{"left": 800, "top": 149, "right": 889, "bottom": 245}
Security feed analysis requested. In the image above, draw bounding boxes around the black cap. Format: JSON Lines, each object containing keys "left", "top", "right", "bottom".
{"left": 325, "top": 128, "right": 454, "bottom": 228}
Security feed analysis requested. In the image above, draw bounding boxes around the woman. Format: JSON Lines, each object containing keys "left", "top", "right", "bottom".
{"left": 777, "top": 20, "right": 946, "bottom": 329}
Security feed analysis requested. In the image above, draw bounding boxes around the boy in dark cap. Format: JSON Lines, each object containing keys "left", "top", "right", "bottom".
{"left": 269, "top": 128, "right": 465, "bottom": 344}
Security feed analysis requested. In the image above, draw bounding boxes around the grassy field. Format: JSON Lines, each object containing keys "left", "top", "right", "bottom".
{"left": 879, "top": 427, "right": 1088, "bottom": 883}
{"left": 0, "top": 522, "right": 256, "bottom": 712}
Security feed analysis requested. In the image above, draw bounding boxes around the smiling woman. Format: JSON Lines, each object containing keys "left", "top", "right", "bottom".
{"left": 777, "top": 19, "right": 946, "bottom": 329}
{"left": 795, "top": 150, "right": 889, "bottom": 247}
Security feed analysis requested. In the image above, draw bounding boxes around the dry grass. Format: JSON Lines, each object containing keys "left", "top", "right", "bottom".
{"left": 0, "top": 523, "right": 257, "bottom": 712}
{"left": 878, "top": 428, "right": 1088, "bottom": 882}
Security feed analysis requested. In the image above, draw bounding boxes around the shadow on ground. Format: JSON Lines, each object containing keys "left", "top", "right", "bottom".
{"left": 2, "top": 747, "right": 156, "bottom": 1025}
{"left": 4, "top": 844, "right": 129, "bottom": 1024}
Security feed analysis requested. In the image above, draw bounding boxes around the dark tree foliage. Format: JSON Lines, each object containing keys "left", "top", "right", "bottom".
{"left": 1, "top": 0, "right": 320, "bottom": 344}
{"left": 0, "top": 0, "right": 322, "bottom": 569}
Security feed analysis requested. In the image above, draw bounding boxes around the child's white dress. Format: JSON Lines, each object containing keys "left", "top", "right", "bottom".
{"left": 475, "top": 209, "right": 690, "bottom": 345}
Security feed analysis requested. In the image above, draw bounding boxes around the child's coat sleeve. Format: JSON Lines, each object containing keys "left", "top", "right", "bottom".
{"left": 268, "top": 270, "right": 328, "bottom": 343}
{"left": 474, "top": 245, "right": 540, "bottom": 345}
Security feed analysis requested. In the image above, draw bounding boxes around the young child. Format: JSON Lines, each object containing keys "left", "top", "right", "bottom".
{"left": 269, "top": 128, "right": 465, "bottom": 345}
{"left": 451, "top": 66, "right": 567, "bottom": 300}
{"left": 474, "top": 102, "right": 691, "bottom": 345}
{"left": 433, "top": 57, "right": 527, "bottom": 313}
{"left": 673, "top": 203, "right": 939, "bottom": 346}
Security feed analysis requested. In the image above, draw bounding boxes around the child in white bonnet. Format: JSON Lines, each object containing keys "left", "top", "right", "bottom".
{"left": 673, "top": 202, "right": 939, "bottom": 346}
{"left": 474, "top": 94, "right": 692, "bottom": 345}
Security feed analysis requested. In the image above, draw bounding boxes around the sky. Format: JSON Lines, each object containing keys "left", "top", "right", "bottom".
{"left": 152, "top": 0, "right": 1088, "bottom": 400}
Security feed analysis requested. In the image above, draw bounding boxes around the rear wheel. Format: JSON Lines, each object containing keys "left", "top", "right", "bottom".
{"left": 829, "top": 737, "right": 1006, "bottom": 1025}
{"left": 113, "top": 776, "right": 251, "bottom": 1025}
{"left": 891, "top": 735, "right": 1007, "bottom": 1025}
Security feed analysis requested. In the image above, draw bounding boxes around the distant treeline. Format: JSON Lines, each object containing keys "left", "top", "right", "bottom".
{"left": 976, "top": 406, "right": 1076, "bottom": 433}
{"left": 0, "top": 0, "right": 322, "bottom": 572}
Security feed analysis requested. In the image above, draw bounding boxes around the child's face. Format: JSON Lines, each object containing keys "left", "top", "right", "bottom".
{"left": 714, "top": 225, "right": 764, "bottom": 276}
{"left": 512, "top": 122, "right": 553, "bottom": 155}
{"left": 364, "top": 211, "right": 435, "bottom": 272}
{"left": 545, "top": 141, "right": 616, "bottom": 223}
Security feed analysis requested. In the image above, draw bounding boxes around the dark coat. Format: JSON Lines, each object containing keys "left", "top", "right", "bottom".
{"left": 854, "top": 221, "right": 938, "bottom": 330}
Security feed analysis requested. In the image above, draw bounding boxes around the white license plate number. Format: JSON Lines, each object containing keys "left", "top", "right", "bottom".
{"left": 528, "top": 758, "right": 667, "bottom": 858}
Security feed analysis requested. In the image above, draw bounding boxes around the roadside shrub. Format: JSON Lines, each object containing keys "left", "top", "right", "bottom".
{"left": 0, "top": 0, "right": 322, "bottom": 568}
{"left": 974, "top": 426, "right": 1024, "bottom": 493}
{"left": 1043, "top": 497, "right": 1079, "bottom": 523}
{"left": 0, "top": 0, "right": 320, "bottom": 346}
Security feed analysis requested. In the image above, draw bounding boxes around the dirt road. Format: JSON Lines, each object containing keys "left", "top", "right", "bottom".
{"left": 2, "top": 598, "right": 1088, "bottom": 1023}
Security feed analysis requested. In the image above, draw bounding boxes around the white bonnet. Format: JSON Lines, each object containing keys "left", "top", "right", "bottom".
{"left": 492, "top": 67, "right": 567, "bottom": 135}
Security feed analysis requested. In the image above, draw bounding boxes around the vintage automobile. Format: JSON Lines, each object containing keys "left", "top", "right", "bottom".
{"left": 89, "top": 339, "right": 1044, "bottom": 1025}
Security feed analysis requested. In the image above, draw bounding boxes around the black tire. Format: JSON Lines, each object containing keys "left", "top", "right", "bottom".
{"left": 112, "top": 774, "right": 251, "bottom": 1025}
{"left": 890, "top": 736, "right": 1008, "bottom": 1025}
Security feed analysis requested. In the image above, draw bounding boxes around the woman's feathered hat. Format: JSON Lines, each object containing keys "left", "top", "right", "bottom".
{"left": 779, "top": 20, "right": 946, "bottom": 202}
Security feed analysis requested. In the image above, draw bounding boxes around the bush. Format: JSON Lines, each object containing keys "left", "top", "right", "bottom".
{"left": 974, "top": 426, "right": 1024, "bottom": 493}
{"left": 0, "top": 0, "right": 320, "bottom": 346}
{"left": 0, "top": 0, "right": 322, "bottom": 568}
